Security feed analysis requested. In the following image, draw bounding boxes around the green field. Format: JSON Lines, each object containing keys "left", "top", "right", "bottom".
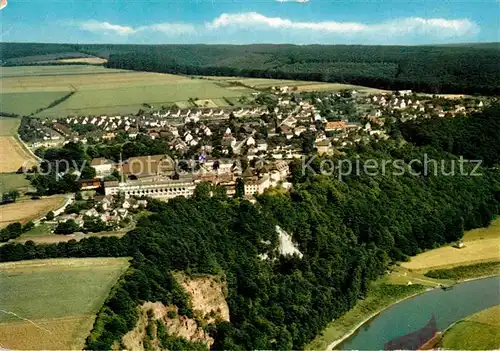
{"left": 0, "top": 65, "right": 385, "bottom": 117}
{"left": 0, "top": 65, "right": 256, "bottom": 116}
{"left": 0, "top": 173, "right": 31, "bottom": 193}
{"left": 440, "top": 306, "right": 500, "bottom": 350}
{"left": 0, "top": 258, "right": 130, "bottom": 349}
{"left": 0, "top": 91, "right": 69, "bottom": 116}
{"left": 41, "top": 80, "right": 249, "bottom": 116}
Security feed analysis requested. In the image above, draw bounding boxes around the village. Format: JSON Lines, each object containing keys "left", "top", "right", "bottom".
{"left": 17, "top": 88, "right": 487, "bottom": 234}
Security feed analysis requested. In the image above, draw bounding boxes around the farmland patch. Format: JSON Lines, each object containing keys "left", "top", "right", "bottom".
{"left": 0, "top": 258, "right": 130, "bottom": 349}
{"left": 0, "top": 92, "right": 69, "bottom": 115}
{"left": 0, "top": 196, "right": 65, "bottom": 228}
{"left": 0, "top": 136, "right": 37, "bottom": 173}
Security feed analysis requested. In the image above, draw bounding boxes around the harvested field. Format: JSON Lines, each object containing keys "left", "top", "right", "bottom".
{"left": 402, "top": 219, "right": 500, "bottom": 271}
{"left": 462, "top": 217, "right": 500, "bottom": 242}
{"left": 401, "top": 238, "right": 499, "bottom": 271}
{"left": 0, "top": 117, "right": 20, "bottom": 136}
{"left": 0, "top": 65, "right": 127, "bottom": 78}
{"left": 0, "top": 258, "right": 130, "bottom": 350}
{"left": 0, "top": 315, "right": 94, "bottom": 350}
{"left": 57, "top": 57, "right": 108, "bottom": 64}
{"left": 0, "top": 136, "right": 37, "bottom": 172}
{"left": 0, "top": 196, "right": 65, "bottom": 228}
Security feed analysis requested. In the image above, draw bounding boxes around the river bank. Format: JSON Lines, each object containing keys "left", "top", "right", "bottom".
{"left": 305, "top": 282, "right": 427, "bottom": 350}
{"left": 439, "top": 305, "right": 500, "bottom": 350}
{"left": 308, "top": 220, "right": 500, "bottom": 350}
{"left": 306, "top": 262, "right": 500, "bottom": 351}
{"left": 323, "top": 288, "right": 430, "bottom": 351}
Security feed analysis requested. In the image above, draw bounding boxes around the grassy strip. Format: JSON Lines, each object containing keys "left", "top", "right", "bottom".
{"left": 424, "top": 261, "right": 500, "bottom": 280}
{"left": 305, "top": 283, "right": 426, "bottom": 350}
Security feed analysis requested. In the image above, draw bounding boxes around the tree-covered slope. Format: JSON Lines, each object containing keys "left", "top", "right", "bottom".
{"left": 0, "top": 106, "right": 499, "bottom": 349}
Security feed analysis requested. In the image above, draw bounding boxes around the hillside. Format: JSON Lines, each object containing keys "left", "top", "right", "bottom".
{"left": 0, "top": 105, "right": 499, "bottom": 350}
{"left": 1, "top": 42, "right": 499, "bottom": 95}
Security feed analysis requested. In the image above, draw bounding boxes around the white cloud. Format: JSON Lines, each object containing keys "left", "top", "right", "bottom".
{"left": 206, "top": 12, "right": 479, "bottom": 38}
{"left": 77, "top": 20, "right": 195, "bottom": 36}
{"left": 207, "top": 12, "right": 365, "bottom": 33}
{"left": 76, "top": 14, "right": 479, "bottom": 41}
{"left": 79, "top": 20, "right": 136, "bottom": 35}
{"left": 141, "top": 23, "right": 196, "bottom": 35}
{"left": 374, "top": 17, "right": 480, "bottom": 38}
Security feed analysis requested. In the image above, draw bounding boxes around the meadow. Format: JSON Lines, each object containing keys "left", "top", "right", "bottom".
{"left": 0, "top": 196, "right": 65, "bottom": 228}
{"left": 0, "top": 258, "right": 130, "bottom": 349}
{"left": 41, "top": 79, "right": 249, "bottom": 116}
{"left": 0, "top": 173, "right": 32, "bottom": 194}
{"left": 0, "top": 92, "right": 69, "bottom": 116}
{"left": 0, "top": 65, "right": 257, "bottom": 117}
{"left": 440, "top": 306, "right": 500, "bottom": 350}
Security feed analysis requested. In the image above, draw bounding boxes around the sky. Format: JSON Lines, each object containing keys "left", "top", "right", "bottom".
{"left": 0, "top": 0, "right": 498, "bottom": 45}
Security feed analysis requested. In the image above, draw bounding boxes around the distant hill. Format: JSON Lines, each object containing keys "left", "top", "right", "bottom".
{"left": 1, "top": 42, "right": 499, "bottom": 95}
{"left": 430, "top": 42, "right": 500, "bottom": 49}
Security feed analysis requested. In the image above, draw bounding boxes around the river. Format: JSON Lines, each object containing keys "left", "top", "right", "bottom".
{"left": 339, "top": 276, "right": 500, "bottom": 350}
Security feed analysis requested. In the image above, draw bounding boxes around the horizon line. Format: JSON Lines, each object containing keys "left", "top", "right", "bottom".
{"left": 1, "top": 40, "right": 499, "bottom": 47}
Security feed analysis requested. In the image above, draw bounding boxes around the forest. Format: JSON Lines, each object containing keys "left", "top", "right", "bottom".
{"left": 104, "top": 44, "right": 500, "bottom": 95}
{"left": 398, "top": 104, "right": 500, "bottom": 167}
{"left": 1, "top": 42, "right": 499, "bottom": 94}
{"left": 1, "top": 105, "right": 499, "bottom": 349}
